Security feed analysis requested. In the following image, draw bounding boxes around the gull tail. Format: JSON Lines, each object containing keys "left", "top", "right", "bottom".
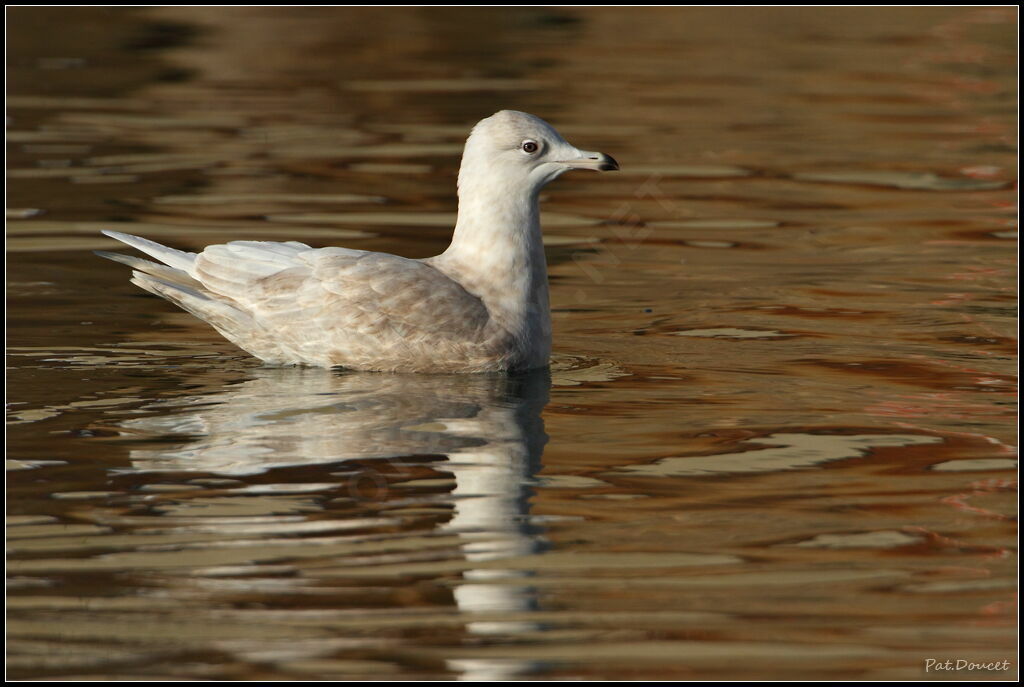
{"left": 96, "top": 230, "right": 206, "bottom": 293}
{"left": 127, "top": 270, "right": 256, "bottom": 335}
{"left": 94, "top": 249, "right": 203, "bottom": 291}
{"left": 96, "top": 231, "right": 266, "bottom": 357}
{"left": 100, "top": 230, "right": 198, "bottom": 274}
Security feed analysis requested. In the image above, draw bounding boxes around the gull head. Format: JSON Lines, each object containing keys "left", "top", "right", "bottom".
{"left": 458, "top": 110, "right": 618, "bottom": 194}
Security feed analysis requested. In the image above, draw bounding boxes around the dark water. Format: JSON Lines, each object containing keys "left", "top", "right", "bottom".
{"left": 6, "top": 7, "right": 1017, "bottom": 681}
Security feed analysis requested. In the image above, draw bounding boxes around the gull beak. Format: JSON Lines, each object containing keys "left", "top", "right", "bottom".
{"left": 561, "top": 150, "right": 619, "bottom": 172}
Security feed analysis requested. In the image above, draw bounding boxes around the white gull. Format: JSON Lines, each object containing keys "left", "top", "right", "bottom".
{"left": 98, "top": 110, "right": 618, "bottom": 373}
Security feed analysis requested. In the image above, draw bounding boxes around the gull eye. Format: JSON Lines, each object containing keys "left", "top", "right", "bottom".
{"left": 521, "top": 140, "right": 539, "bottom": 154}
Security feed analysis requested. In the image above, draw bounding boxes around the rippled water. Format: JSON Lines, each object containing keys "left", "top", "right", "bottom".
{"left": 7, "top": 6, "right": 1018, "bottom": 681}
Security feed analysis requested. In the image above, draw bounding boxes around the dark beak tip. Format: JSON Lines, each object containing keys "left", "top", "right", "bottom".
{"left": 600, "top": 154, "right": 620, "bottom": 172}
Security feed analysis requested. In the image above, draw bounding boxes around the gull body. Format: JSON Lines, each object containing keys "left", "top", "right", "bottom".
{"left": 98, "top": 110, "right": 617, "bottom": 373}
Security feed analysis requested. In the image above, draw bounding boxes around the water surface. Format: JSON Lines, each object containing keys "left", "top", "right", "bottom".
{"left": 7, "top": 6, "right": 1017, "bottom": 681}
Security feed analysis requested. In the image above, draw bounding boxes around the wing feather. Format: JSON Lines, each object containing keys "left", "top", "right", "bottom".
{"left": 100, "top": 231, "right": 498, "bottom": 369}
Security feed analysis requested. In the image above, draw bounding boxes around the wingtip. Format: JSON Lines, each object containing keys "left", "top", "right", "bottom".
{"left": 94, "top": 249, "right": 135, "bottom": 267}
{"left": 101, "top": 229, "right": 131, "bottom": 241}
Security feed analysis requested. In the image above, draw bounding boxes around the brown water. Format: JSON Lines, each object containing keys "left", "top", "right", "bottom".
{"left": 6, "top": 7, "right": 1018, "bottom": 681}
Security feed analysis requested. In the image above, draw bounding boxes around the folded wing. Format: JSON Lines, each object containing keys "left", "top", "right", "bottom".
{"left": 99, "top": 231, "right": 494, "bottom": 369}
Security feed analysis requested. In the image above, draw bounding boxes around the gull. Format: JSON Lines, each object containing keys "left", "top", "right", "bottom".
{"left": 98, "top": 110, "right": 618, "bottom": 373}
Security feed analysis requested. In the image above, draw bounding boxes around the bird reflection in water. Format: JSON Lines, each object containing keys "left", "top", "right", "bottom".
{"left": 119, "top": 366, "right": 552, "bottom": 680}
